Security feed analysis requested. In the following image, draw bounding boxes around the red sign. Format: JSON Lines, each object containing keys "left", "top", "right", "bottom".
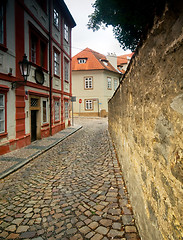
{"left": 79, "top": 99, "right": 82, "bottom": 103}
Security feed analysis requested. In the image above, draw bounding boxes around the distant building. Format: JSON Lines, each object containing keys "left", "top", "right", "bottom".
{"left": 117, "top": 53, "right": 134, "bottom": 74}
{"left": 0, "top": 0, "right": 76, "bottom": 155}
{"left": 72, "top": 48, "right": 121, "bottom": 117}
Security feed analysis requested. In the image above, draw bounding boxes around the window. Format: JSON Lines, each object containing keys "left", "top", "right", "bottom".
{"left": 85, "top": 77, "right": 93, "bottom": 89}
{"left": 0, "top": 94, "right": 5, "bottom": 133}
{"left": 54, "top": 100, "right": 60, "bottom": 121}
{"left": 65, "top": 102, "right": 69, "bottom": 119}
{"left": 78, "top": 59, "right": 86, "bottom": 64}
{"left": 42, "top": 100, "right": 47, "bottom": 123}
{"left": 64, "top": 58, "right": 69, "bottom": 82}
{"left": 85, "top": 100, "right": 93, "bottom": 110}
{"left": 114, "top": 79, "right": 118, "bottom": 90}
{"left": 31, "top": 34, "right": 37, "bottom": 64}
{"left": 0, "top": 3, "right": 4, "bottom": 45}
{"left": 107, "top": 77, "right": 112, "bottom": 89}
{"left": 40, "top": 41, "right": 46, "bottom": 68}
{"left": 30, "top": 28, "right": 48, "bottom": 69}
{"left": 101, "top": 59, "right": 108, "bottom": 66}
{"left": 64, "top": 23, "right": 69, "bottom": 42}
{"left": 53, "top": 9, "right": 59, "bottom": 28}
{"left": 31, "top": 98, "right": 39, "bottom": 107}
{"left": 54, "top": 51, "right": 60, "bottom": 75}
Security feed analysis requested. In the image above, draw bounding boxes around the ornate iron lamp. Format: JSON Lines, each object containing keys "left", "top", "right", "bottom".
{"left": 12, "top": 54, "right": 31, "bottom": 89}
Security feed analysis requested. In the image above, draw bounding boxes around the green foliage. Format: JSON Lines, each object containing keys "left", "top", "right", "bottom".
{"left": 88, "top": 0, "right": 167, "bottom": 51}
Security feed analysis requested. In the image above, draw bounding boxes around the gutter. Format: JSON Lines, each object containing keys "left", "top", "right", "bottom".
{"left": 49, "top": 0, "right": 53, "bottom": 136}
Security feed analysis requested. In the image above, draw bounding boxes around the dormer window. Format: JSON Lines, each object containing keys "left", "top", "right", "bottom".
{"left": 100, "top": 58, "right": 108, "bottom": 66}
{"left": 78, "top": 58, "right": 87, "bottom": 64}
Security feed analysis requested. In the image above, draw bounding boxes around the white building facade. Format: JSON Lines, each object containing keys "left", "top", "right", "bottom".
{"left": 72, "top": 48, "right": 121, "bottom": 117}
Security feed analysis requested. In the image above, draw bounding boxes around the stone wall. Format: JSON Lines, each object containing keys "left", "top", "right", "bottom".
{"left": 108, "top": 1, "right": 183, "bottom": 240}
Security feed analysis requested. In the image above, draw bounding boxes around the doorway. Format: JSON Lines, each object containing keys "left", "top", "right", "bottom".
{"left": 31, "top": 110, "right": 37, "bottom": 142}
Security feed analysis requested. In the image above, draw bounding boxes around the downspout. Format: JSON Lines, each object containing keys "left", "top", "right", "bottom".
{"left": 49, "top": 0, "right": 52, "bottom": 136}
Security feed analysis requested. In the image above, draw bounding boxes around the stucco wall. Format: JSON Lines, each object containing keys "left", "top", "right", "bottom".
{"left": 72, "top": 70, "right": 120, "bottom": 116}
{"left": 108, "top": 2, "right": 183, "bottom": 240}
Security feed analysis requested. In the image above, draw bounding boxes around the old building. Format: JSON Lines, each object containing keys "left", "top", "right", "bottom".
{"left": 72, "top": 48, "right": 121, "bottom": 117}
{"left": 0, "top": 0, "right": 76, "bottom": 155}
{"left": 117, "top": 53, "right": 133, "bottom": 74}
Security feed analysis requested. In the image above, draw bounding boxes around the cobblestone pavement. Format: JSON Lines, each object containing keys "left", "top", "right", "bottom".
{"left": 0, "top": 118, "right": 140, "bottom": 240}
{"left": 0, "top": 125, "right": 82, "bottom": 179}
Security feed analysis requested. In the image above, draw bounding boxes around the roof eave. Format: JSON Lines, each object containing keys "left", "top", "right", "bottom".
{"left": 58, "top": 0, "right": 76, "bottom": 28}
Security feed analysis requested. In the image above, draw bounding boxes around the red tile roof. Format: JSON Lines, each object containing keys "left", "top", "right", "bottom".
{"left": 118, "top": 69, "right": 126, "bottom": 74}
{"left": 117, "top": 53, "right": 133, "bottom": 74}
{"left": 72, "top": 48, "right": 119, "bottom": 73}
{"left": 117, "top": 53, "right": 133, "bottom": 66}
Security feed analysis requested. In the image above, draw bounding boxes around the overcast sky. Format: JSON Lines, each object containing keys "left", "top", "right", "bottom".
{"left": 64, "top": 0, "right": 131, "bottom": 57}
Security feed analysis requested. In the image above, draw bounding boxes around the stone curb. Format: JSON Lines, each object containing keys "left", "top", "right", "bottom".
{"left": 0, "top": 125, "right": 82, "bottom": 180}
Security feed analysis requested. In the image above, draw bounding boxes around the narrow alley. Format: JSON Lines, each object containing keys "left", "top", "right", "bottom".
{"left": 0, "top": 118, "right": 140, "bottom": 240}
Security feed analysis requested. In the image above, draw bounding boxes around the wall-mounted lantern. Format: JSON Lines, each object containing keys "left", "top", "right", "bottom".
{"left": 12, "top": 54, "right": 31, "bottom": 89}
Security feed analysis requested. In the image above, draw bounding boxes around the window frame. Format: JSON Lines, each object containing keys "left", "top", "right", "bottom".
{"left": 64, "top": 23, "right": 69, "bottom": 42}
{"left": 42, "top": 100, "right": 48, "bottom": 124}
{"left": 0, "top": 86, "right": 9, "bottom": 138}
{"left": 107, "top": 77, "right": 112, "bottom": 90}
{"left": 0, "top": 93, "right": 5, "bottom": 134}
{"left": 29, "top": 25, "right": 48, "bottom": 70}
{"left": 53, "top": 49, "right": 60, "bottom": 76}
{"left": 85, "top": 99, "right": 93, "bottom": 111}
{"left": 114, "top": 78, "right": 118, "bottom": 91}
{"left": 31, "top": 33, "right": 37, "bottom": 64}
{"left": 78, "top": 58, "right": 87, "bottom": 64}
{"left": 64, "top": 58, "right": 69, "bottom": 82}
{"left": 84, "top": 77, "right": 93, "bottom": 90}
{"left": 64, "top": 101, "right": 69, "bottom": 119}
{"left": 54, "top": 99, "right": 60, "bottom": 122}
{"left": 53, "top": 8, "right": 59, "bottom": 29}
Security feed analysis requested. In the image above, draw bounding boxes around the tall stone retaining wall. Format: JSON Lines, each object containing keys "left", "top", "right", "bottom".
{"left": 108, "top": 2, "right": 183, "bottom": 240}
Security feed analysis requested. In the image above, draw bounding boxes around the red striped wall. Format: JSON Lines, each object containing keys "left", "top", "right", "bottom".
{"left": 15, "top": 0, "right": 25, "bottom": 138}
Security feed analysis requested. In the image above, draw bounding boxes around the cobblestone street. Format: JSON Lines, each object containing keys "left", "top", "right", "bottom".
{"left": 0, "top": 118, "right": 140, "bottom": 240}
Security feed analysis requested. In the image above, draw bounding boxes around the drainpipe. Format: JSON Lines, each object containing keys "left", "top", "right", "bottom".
{"left": 97, "top": 98, "right": 99, "bottom": 116}
{"left": 49, "top": 0, "right": 52, "bottom": 136}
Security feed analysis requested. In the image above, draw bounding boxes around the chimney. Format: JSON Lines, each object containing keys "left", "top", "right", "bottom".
{"left": 106, "top": 53, "right": 117, "bottom": 70}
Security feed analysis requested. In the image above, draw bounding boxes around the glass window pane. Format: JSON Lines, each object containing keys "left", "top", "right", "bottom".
{"left": 43, "top": 101, "right": 47, "bottom": 123}
{"left": 64, "top": 60, "right": 69, "bottom": 81}
{"left": 65, "top": 102, "right": 68, "bottom": 119}
{"left": 0, "top": 121, "right": 4, "bottom": 133}
{"left": 54, "top": 9, "right": 59, "bottom": 27}
{"left": 31, "top": 35, "right": 37, "bottom": 63}
{"left": 0, "top": 94, "right": 4, "bottom": 107}
{"left": 54, "top": 52, "right": 60, "bottom": 75}
{"left": 107, "top": 77, "right": 111, "bottom": 89}
{"left": 0, "top": 109, "right": 4, "bottom": 120}
{"left": 40, "top": 41, "right": 46, "bottom": 68}
{"left": 64, "top": 24, "right": 68, "bottom": 41}
{"left": 55, "top": 101, "right": 59, "bottom": 121}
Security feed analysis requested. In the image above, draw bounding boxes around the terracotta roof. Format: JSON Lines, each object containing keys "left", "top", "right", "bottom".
{"left": 117, "top": 68, "right": 126, "bottom": 74}
{"left": 117, "top": 53, "right": 133, "bottom": 74}
{"left": 117, "top": 53, "right": 134, "bottom": 66}
{"left": 72, "top": 48, "right": 119, "bottom": 73}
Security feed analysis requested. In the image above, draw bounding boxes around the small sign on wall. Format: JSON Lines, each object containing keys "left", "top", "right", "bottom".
{"left": 71, "top": 96, "right": 76, "bottom": 102}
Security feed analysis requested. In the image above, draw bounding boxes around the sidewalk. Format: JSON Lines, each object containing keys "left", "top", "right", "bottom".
{"left": 0, "top": 125, "right": 82, "bottom": 179}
